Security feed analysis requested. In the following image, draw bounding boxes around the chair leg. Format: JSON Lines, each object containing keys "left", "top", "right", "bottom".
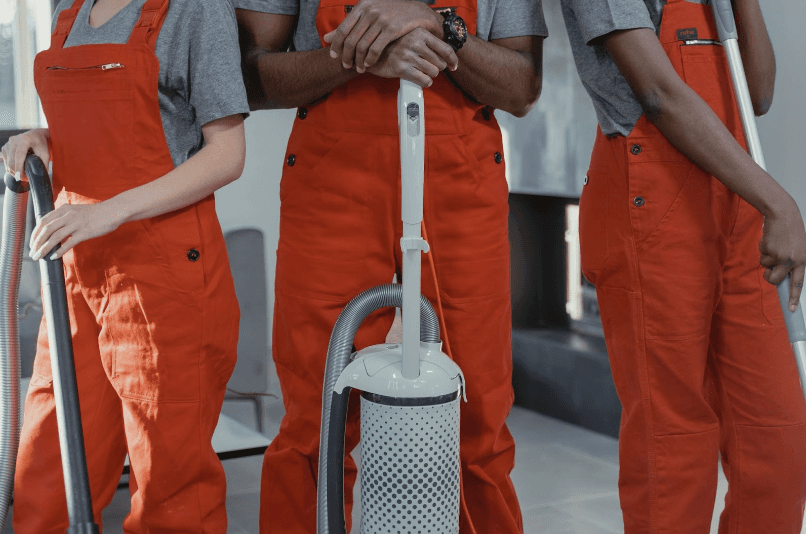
{"left": 253, "top": 396, "right": 263, "bottom": 434}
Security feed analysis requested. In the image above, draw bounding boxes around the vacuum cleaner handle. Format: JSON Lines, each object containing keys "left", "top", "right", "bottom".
{"left": 23, "top": 155, "right": 99, "bottom": 534}
{"left": 711, "top": 0, "right": 806, "bottom": 346}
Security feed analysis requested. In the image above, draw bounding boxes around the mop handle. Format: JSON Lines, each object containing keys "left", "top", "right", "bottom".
{"left": 712, "top": 0, "right": 806, "bottom": 345}
{"left": 24, "top": 155, "right": 99, "bottom": 534}
{"left": 399, "top": 79, "right": 428, "bottom": 380}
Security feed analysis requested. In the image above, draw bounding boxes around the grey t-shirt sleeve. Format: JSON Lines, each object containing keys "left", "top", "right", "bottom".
{"left": 569, "top": 0, "right": 654, "bottom": 44}
{"left": 182, "top": 0, "right": 250, "bottom": 126}
{"left": 232, "top": 0, "right": 300, "bottom": 15}
{"left": 486, "top": 0, "right": 548, "bottom": 41}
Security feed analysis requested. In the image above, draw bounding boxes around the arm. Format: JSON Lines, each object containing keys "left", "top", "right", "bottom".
{"left": 237, "top": 10, "right": 358, "bottom": 109}
{"left": 604, "top": 28, "right": 806, "bottom": 307}
{"left": 29, "top": 115, "right": 246, "bottom": 260}
{"left": 447, "top": 35, "right": 543, "bottom": 118}
{"left": 732, "top": 0, "right": 775, "bottom": 115}
{"left": 324, "top": 0, "right": 543, "bottom": 117}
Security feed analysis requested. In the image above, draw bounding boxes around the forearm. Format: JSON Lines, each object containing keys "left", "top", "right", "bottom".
{"left": 643, "top": 81, "right": 789, "bottom": 217}
{"left": 732, "top": 0, "right": 775, "bottom": 115}
{"left": 448, "top": 35, "right": 542, "bottom": 117}
{"left": 106, "top": 123, "right": 245, "bottom": 223}
{"left": 246, "top": 46, "right": 358, "bottom": 109}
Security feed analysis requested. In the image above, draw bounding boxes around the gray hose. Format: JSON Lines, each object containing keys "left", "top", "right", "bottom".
{"left": 317, "top": 283, "right": 440, "bottom": 534}
{"left": 0, "top": 174, "right": 30, "bottom": 530}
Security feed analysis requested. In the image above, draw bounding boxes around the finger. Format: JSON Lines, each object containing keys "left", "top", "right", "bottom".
{"left": 401, "top": 63, "right": 434, "bottom": 88}
{"left": 425, "top": 35, "right": 459, "bottom": 71}
{"left": 326, "top": 11, "right": 362, "bottom": 61}
{"left": 767, "top": 261, "right": 792, "bottom": 287}
{"left": 412, "top": 53, "right": 440, "bottom": 79}
{"left": 414, "top": 40, "right": 449, "bottom": 73}
{"left": 341, "top": 15, "right": 372, "bottom": 69}
{"left": 30, "top": 211, "right": 67, "bottom": 253}
{"left": 49, "top": 234, "right": 81, "bottom": 260}
{"left": 32, "top": 224, "right": 74, "bottom": 262}
{"left": 364, "top": 29, "right": 396, "bottom": 68}
{"left": 354, "top": 24, "right": 384, "bottom": 73}
{"left": 760, "top": 253, "right": 778, "bottom": 269}
{"left": 789, "top": 265, "right": 805, "bottom": 311}
{"left": 13, "top": 139, "right": 30, "bottom": 177}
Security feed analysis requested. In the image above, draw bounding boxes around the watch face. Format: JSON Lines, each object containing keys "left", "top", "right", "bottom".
{"left": 452, "top": 19, "right": 467, "bottom": 40}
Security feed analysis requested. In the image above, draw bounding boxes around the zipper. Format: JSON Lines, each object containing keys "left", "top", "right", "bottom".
{"left": 47, "top": 63, "right": 125, "bottom": 71}
{"left": 682, "top": 39, "right": 722, "bottom": 46}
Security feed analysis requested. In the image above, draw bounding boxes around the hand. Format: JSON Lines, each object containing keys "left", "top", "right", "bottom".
{"left": 30, "top": 202, "right": 125, "bottom": 261}
{"left": 365, "top": 28, "right": 457, "bottom": 88}
{"left": 759, "top": 196, "right": 806, "bottom": 311}
{"left": 0, "top": 129, "right": 50, "bottom": 180}
{"left": 323, "top": 0, "right": 452, "bottom": 73}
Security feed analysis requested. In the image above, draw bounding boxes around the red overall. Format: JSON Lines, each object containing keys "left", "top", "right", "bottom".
{"left": 14, "top": 1, "right": 240, "bottom": 532}
{"left": 580, "top": 1, "right": 806, "bottom": 532}
{"left": 259, "top": 1, "right": 520, "bottom": 532}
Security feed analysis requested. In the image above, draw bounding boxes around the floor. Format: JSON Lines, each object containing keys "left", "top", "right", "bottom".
{"left": 3, "top": 397, "right": 737, "bottom": 533}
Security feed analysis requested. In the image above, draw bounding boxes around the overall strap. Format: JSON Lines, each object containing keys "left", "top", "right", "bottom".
{"left": 51, "top": 0, "right": 85, "bottom": 50}
{"left": 128, "top": 0, "right": 171, "bottom": 50}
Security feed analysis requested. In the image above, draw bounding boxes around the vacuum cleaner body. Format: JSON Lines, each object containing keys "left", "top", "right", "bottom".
{"left": 339, "top": 342, "right": 463, "bottom": 533}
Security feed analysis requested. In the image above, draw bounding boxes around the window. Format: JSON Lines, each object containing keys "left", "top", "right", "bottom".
{"left": 1, "top": 0, "right": 54, "bottom": 156}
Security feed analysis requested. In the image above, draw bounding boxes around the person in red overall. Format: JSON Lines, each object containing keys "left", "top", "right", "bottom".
{"left": 235, "top": 0, "right": 546, "bottom": 530}
{"left": 0, "top": 0, "right": 247, "bottom": 531}
{"left": 561, "top": 0, "right": 806, "bottom": 532}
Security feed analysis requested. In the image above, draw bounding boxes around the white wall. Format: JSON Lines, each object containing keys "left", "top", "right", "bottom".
{"left": 757, "top": 0, "right": 806, "bottom": 213}
{"left": 215, "top": 109, "right": 295, "bottom": 354}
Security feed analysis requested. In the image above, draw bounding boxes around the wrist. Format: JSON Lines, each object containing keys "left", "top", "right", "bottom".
{"left": 102, "top": 195, "right": 135, "bottom": 227}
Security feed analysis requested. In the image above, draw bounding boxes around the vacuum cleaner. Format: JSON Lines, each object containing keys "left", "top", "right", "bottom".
{"left": 317, "top": 79, "right": 466, "bottom": 534}
{"left": 712, "top": 0, "right": 806, "bottom": 399}
{"left": 0, "top": 154, "right": 99, "bottom": 533}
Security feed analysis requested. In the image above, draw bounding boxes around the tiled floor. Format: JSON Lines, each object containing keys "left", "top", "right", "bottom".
{"left": 4, "top": 398, "right": 741, "bottom": 533}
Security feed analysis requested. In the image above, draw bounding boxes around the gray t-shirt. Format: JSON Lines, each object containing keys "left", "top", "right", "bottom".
{"left": 234, "top": 0, "right": 548, "bottom": 53}
{"left": 561, "top": 0, "right": 708, "bottom": 137}
{"left": 52, "top": 0, "right": 249, "bottom": 167}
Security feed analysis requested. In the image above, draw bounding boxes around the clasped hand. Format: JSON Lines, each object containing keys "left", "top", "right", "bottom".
{"left": 324, "top": 0, "right": 459, "bottom": 87}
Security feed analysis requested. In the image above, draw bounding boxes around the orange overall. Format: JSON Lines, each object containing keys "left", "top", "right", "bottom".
{"left": 13, "top": 1, "right": 240, "bottom": 532}
{"left": 580, "top": 1, "right": 806, "bottom": 532}
{"left": 259, "top": 0, "right": 520, "bottom": 532}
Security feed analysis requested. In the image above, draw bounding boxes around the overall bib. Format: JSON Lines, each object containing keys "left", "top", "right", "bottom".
{"left": 260, "top": 1, "right": 521, "bottom": 532}
{"left": 14, "top": 0, "right": 240, "bottom": 532}
{"left": 580, "top": 1, "right": 806, "bottom": 532}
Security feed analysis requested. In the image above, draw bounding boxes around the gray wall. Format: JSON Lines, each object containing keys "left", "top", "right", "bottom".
{"left": 757, "top": 0, "right": 806, "bottom": 216}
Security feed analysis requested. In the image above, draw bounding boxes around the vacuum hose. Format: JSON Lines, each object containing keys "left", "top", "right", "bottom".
{"left": 0, "top": 155, "right": 99, "bottom": 533}
{"left": 0, "top": 173, "right": 30, "bottom": 530}
{"left": 317, "top": 284, "right": 440, "bottom": 534}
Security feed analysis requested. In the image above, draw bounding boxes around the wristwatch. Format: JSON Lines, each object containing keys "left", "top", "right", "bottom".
{"left": 440, "top": 11, "right": 467, "bottom": 52}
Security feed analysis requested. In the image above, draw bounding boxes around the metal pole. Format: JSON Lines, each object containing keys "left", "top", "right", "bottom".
{"left": 23, "top": 155, "right": 99, "bottom": 534}
{"left": 712, "top": 0, "right": 806, "bottom": 396}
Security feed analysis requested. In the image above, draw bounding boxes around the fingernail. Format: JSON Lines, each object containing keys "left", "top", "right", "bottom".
{"left": 14, "top": 171, "right": 21, "bottom": 182}
{"left": 330, "top": 50, "right": 338, "bottom": 58}
{"left": 343, "top": 62, "right": 351, "bottom": 69}
{"left": 364, "top": 61, "right": 370, "bottom": 68}
{"left": 357, "top": 67, "right": 364, "bottom": 74}
{"left": 49, "top": 253, "right": 58, "bottom": 261}
{"left": 30, "top": 252, "right": 40, "bottom": 261}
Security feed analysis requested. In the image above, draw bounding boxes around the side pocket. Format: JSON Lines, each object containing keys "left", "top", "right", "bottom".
{"left": 579, "top": 168, "right": 609, "bottom": 277}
